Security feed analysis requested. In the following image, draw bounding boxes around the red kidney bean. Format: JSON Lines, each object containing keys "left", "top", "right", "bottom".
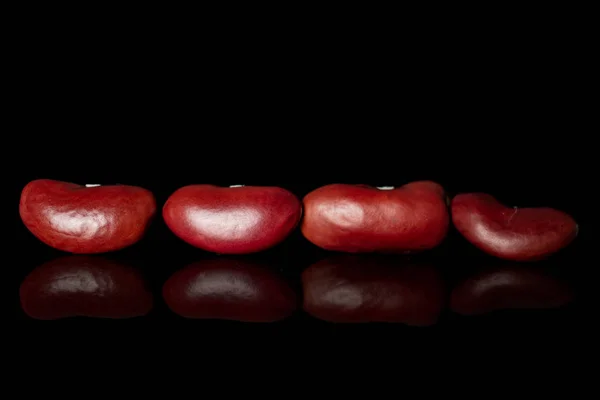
{"left": 451, "top": 193, "right": 577, "bottom": 261}
{"left": 19, "top": 179, "right": 156, "bottom": 253}
{"left": 301, "top": 181, "right": 449, "bottom": 253}
{"left": 163, "top": 184, "right": 302, "bottom": 254}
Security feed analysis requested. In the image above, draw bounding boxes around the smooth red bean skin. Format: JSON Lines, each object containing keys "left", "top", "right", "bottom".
{"left": 20, "top": 256, "right": 153, "bottom": 319}
{"left": 301, "top": 181, "right": 449, "bottom": 253}
{"left": 451, "top": 193, "right": 578, "bottom": 261}
{"left": 450, "top": 266, "right": 573, "bottom": 315}
{"left": 163, "top": 185, "right": 302, "bottom": 254}
{"left": 302, "top": 256, "right": 445, "bottom": 326}
{"left": 163, "top": 258, "right": 297, "bottom": 322}
{"left": 19, "top": 179, "right": 156, "bottom": 254}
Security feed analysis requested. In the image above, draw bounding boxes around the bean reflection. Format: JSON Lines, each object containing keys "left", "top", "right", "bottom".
{"left": 20, "top": 256, "right": 153, "bottom": 320}
{"left": 450, "top": 264, "right": 573, "bottom": 315}
{"left": 302, "top": 255, "right": 445, "bottom": 326}
{"left": 163, "top": 258, "right": 297, "bottom": 322}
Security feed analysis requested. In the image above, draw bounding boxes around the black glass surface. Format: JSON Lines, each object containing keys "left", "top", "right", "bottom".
{"left": 11, "top": 156, "right": 589, "bottom": 361}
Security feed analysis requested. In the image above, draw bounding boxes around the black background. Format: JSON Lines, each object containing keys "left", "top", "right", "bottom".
{"left": 5, "top": 9, "right": 594, "bottom": 380}
{"left": 8, "top": 43, "right": 593, "bottom": 360}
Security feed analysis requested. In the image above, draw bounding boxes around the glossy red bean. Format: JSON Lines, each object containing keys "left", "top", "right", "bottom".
{"left": 163, "top": 185, "right": 302, "bottom": 254}
{"left": 20, "top": 256, "right": 153, "bottom": 319}
{"left": 450, "top": 266, "right": 573, "bottom": 315}
{"left": 163, "top": 258, "right": 297, "bottom": 322}
{"left": 302, "top": 255, "right": 445, "bottom": 325}
{"left": 301, "top": 181, "right": 449, "bottom": 253}
{"left": 19, "top": 179, "right": 156, "bottom": 254}
{"left": 451, "top": 193, "right": 578, "bottom": 261}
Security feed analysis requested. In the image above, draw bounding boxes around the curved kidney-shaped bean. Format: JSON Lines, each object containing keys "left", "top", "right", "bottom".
{"left": 163, "top": 258, "right": 297, "bottom": 322}
{"left": 450, "top": 266, "right": 573, "bottom": 315}
{"left": 301, "top": 181, "right": 449, "bottom": 253}
{"left": 163, "top": 185, "right": 302, "bottom": 254}
{"left": 451, "top": 193, "right": 578, "bottom": 261}
{"left": 20, "top": 256, "right": 153, "bottom": 319}
{"left": 302, "top": 255, "right": 445, "bottom": 326}
{"left": 19, "top": 179, "right": 156, "bottom": 254}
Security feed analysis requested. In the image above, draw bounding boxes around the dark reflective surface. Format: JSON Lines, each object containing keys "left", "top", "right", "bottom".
{"left": 451, "top": 264, "right": 573, "bottom": 315}
{"left": 303, "top": 255, "right": 445, "bottom": 326}
{"left": 16, "top": 251, "right": 580, "bottom": 328}
{"left": 13, "top": 179, "right": 587, "bottom": 359}
{"left": 163, "top": 257, "right": 297, "bottom": 322}
{"left": 20, "top": 256, "right": 153, "bottom": 319}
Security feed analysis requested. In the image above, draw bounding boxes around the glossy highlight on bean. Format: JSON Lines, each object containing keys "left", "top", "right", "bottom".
{"left": 302, "top": 255, "right": 445, "bottom": 326}
{"left": 450, "top": 265, "right": 573, "bottom": 315}
{"left": 301, "top": 181, "right": 449, "bottom": 253}
{"left": 163, "top": 185, "right": 302, "bottom": 254}
{"left": 19, "top": 179, "right": 157, "bottom": 254}
{"left": 163, "top": 257, "right": 298, "bottom": 322}
{"left": 451, "top": 193, "right": 578, "bottom": 261}
{"left": 20, "top": 256, "right": 153, "bottom": 320}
